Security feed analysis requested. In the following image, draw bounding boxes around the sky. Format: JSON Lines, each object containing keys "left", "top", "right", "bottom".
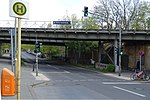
{"left": 0, "top": 0, "right": 97, "bottom": 21}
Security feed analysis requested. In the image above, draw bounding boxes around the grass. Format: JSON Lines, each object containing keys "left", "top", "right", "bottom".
{"left": 21, "top": 60, "right": 26, "bottom": 67}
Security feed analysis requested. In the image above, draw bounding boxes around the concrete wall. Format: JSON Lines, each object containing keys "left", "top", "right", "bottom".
{"left": 125, "top": 43, "right": 150, "bottom": 70}
{"left": 0, "top": 42, "right": 2, "bottom": 57}
{"left": 145, "top": 46, "right": 150, "bottom": 70}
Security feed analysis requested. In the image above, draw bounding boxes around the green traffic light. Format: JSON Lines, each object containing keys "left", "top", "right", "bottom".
{"left": 84, "top": 6, "right": 88, "bottom": 17}
{"left": 34, "top": 42, "right": 41, "bottom": 53}
{"left": 120, "top": 51, "right": 123, "bottom": 55}
{"left": 120, "top": 47, "right": 123, "bottom": 55}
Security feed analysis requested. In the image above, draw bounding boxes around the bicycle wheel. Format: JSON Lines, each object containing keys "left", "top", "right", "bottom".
{"left": 143, "top": 74, "right": 150, "bottom": 81}
{"left": 130, "top": 73, "right": 137, "bottom": 80}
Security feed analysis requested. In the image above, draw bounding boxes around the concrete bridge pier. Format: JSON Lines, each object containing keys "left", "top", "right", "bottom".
{"left": 98, "top": 41, "right": 103, "bottom": 63}
{"left": 0, "top": 42, "right": 2, "bottom": 57}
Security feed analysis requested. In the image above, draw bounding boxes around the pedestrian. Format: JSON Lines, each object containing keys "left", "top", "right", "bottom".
{"left": 136, "top": 60, "right": 140, "bottom": 71}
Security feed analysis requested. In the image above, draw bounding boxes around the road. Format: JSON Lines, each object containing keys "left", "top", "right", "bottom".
{"left": 21, "top": 52, "right": 150, "bottom": 100}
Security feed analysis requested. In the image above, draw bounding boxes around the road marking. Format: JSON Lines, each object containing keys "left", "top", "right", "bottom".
{"left": 48, "top": 65, "right": 59, "bottom": 69}
{"left": 102, "top": 73, "right": 130, "bottom": 80}
{"left": 31, "top": 72, "right": 50, "bottom": 81}
{"left": 41, "top": 71, "right": 70, "bottom": 74}
{"left": 102, "top": 82, "right": 141, "bottom": 85}
{"left": 113, "top": 86, "right": 146, "bottom": 98}
{"left": 47, "top": 65, "right": 70, "bottom": 74}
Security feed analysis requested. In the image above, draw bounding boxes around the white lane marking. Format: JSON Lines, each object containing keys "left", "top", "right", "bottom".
{"left": 113, "top": 86, "right": 146, "bottom": 98}
{"left": 48, "top": 65, "right": 59, "bottom": 69}
{"left": 41, "top": 71, "right": 70, "bottom": 74}
{"left": 47, "top": 65, "right": 70, "bottom": 73}
{"left": 31, "top": 72, "right": 50, "bottom": 81}
{"left": 103, "top": 82, "right": 141, "bottom": 85}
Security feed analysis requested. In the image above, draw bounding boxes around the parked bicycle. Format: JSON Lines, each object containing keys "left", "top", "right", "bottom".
{"left": 130, "top": 69, "right": 150, "bottom": 81}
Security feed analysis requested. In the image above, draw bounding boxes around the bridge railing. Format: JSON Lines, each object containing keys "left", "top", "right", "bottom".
{"left": 0, "top": 20, "right": 79, "bottom": 29}
{"left": 0, "top": 20, "right": 56, "bottom": 28}
{"left": 0, "top": 20, "right": 150, "bottom": 33}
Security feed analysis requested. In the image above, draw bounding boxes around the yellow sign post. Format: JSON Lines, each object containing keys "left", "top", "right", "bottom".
{"left": 17, "top": 18, "right": 21, "bottom": 99}
{"left": 9, "top": 0, "right": 29, "bottom": 99}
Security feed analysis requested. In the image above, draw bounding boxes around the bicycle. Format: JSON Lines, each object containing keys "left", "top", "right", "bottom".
{"left": 130, "top": 69, "right": 150, "bottom": 81}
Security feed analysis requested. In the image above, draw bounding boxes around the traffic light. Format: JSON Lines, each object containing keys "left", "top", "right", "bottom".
{"left": 114, "top": 47, "right": 118, "bottom": 53}
{"left": 34, "top": 42, "right": 41, "bottom": 53}
{"left": 115, "top": 47, "right": 119, "bottom": 55}
{"left": 120, "top": 46, "right": 123, "bottom": 55}
{"left": 84, "top": 6, "right": 88, "bottom": 17}
{"left": 114, "top": 47, "right": 123, "bottom": 55}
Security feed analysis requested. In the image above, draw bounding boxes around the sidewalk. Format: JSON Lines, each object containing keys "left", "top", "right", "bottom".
{"left": 102, "top": 70, "right": 131, "bottom": 80}
{"left": 0, "top": 59, "right": 36, "bottom": 99}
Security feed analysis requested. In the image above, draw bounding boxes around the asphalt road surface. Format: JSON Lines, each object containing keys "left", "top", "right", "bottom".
{"left": 22, "top": 52, "right": 150, "bottom": 100}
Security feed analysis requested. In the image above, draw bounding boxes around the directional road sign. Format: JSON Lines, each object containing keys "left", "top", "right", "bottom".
{"left": 53, "top": 21, "right": 71, "bottom": 25}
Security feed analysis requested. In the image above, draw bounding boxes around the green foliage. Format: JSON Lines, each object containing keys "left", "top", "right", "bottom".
{"left": 81, "top": 17, "right": 99, "bottom": 29}
{"left": 147, "top": 18, "right": 150, "bottom": 29}
{"left": 66, "top": 41, "right": 98, "bottom": 53}
{"left": 21, "top": 60, "right": 26, "bottom": 66}
{"left": 59, "top": 14, "right": 72, "bottom": 29}
{"left": 71, "top": 14, "right": 80, "bottom": 29}
{"left": 101, "top": 64, "right": 115, "bottom": 73}
{"left": 59, "top": 14, "right": 99, "bottom": 29}
{"left": 22, "top": 44, "right": 64, "bottom": 56}
{"left": 2, "top": 43, "right": 10, "bottom": 53}
{"left": 131, "top": 1, "right": 150, "bottom": 30}
{"left": 22, "top": 44, "right": 35, "bottom": 51}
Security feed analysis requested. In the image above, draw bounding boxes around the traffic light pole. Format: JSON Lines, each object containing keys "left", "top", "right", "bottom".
{"left": 118, "top": 26, "right": 122, "bottom": 76}
{"left": 35, "top": 36, "right": 39, "bottom": 76}
{"left": 36, "top": 53, "right": 38, "bottom": 76}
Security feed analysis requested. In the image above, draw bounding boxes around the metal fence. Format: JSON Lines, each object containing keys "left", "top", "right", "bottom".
{"left": 0, "top": 20, "right": 58, "bottom": 28}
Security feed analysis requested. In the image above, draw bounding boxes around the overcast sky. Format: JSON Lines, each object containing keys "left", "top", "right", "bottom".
{"left": 0, "top": 0, "right": 97, "bottom": 21}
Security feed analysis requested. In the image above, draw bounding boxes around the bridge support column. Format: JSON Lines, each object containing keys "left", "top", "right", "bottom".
{"left": 65, "top": 46, "right": 68, "bottom": 62}
{"left": 0, "top": 42, "right": 2, "bottom": 57}
{"left": 114, "top": 40, "right": 119, "bottom": 72}
{"left": 98, "top": 41, "right": 103, "bottom": 63}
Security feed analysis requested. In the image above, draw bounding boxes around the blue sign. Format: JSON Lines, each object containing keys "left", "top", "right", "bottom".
{"left": 53, "top": 21, "right": 71, "bottom": 25}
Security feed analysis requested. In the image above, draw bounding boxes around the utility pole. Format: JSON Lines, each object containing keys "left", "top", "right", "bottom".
{"left": 35, "top": 38, "right": 39, "bottom": 76}
{"left": 118, "top": 24, "right": 122, "bottom": 76}
{"left": 36, "top": 53, "right": 38, "bottom": 76}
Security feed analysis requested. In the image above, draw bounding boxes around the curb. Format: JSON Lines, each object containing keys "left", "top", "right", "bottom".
{"left": 102, "top": 73, "right": 130, "bottom": 80}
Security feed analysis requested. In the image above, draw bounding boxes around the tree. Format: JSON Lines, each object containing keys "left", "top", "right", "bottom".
{"left": 60, "top": 15, "right": 72, "bottom": 29}
{"left": 147, "top": 18, "right": 150, "bottom": 30}
{"left": 71, "top": 14, "right": 80, "bottom": 29}
{"left": 59, "top": 14, "right": 99, "bottom": 63}
{"left": 81, "top": 16, "right": 99, "bottom": 29}
{"left": 66, "top": 41, "right": 98, "bottom": 63}
{"left": 131, "top": 1, "right": 150, "bottom": 30}
{"left": 92, "top": 0, "right": 141, "bottom": 30}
